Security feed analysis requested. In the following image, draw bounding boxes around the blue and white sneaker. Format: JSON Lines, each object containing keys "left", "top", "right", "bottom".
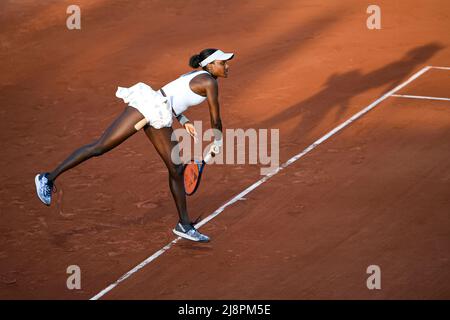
{"left": 173, "top": 223, "right": 210, "bottom": 243}
{"left": 35, "top": 173, "right": 55, "bottom": 206}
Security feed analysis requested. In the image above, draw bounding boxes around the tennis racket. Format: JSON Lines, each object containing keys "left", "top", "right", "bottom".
{"left": 183, "top": 152, "right": 214, "bottom": 196}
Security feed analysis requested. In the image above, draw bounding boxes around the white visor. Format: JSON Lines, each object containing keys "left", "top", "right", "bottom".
{"left": 199, "top": 50, "right": 234, "bottom": 67}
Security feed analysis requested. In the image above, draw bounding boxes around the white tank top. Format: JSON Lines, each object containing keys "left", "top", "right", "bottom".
{"left": 161, "top": 70, "right": 209, "bottom": 115}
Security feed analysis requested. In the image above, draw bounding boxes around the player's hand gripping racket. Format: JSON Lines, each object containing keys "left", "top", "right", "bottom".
{"left": 183, "top": 151, "right": 215, "bottom": 196}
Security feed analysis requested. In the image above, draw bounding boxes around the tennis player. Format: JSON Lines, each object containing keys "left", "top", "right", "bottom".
{"left": 35, "top": 48, "right": 234, "bottom": 242}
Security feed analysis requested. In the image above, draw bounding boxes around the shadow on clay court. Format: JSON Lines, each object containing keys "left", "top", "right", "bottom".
{"left": 251, "top": 42, "right": 444, "bottom": 139}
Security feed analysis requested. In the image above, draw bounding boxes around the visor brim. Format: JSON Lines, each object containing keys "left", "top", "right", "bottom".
{"left": 218, "top": 52, "right": 234, "bottom": 61}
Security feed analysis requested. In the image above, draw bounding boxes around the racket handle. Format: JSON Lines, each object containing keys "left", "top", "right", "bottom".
{"left": 134, "top": 118, "right": 148, "bottom": 131}
{"left": 204, "top": 152, "right": 214, "bottom": 164}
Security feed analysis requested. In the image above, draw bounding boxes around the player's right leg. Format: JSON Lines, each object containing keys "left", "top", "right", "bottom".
{"left": 35, "top": 106, "right": 144, "bottom": 206}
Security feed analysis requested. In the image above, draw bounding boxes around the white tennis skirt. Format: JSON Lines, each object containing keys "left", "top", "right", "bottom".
{"left": 115, "top": 82, "right": 173, "bottom": 129}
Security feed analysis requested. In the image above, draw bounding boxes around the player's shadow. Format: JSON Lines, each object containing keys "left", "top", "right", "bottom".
{"left": 254, "top": 42, "right": 445, "bottom": 137}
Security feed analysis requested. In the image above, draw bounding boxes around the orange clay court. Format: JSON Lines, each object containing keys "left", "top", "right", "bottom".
{"left": 0, "top": 0, "right": 449, "bottom": 299}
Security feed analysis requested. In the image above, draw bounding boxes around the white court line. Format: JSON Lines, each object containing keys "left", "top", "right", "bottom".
{"left": 390, "top": 66, "right": 450, "bottom": 101}
{"left": 430, "top": 66, "right": 450, "bottom": 70}
{"left": 90, "top": 65, "right": 433, "bottom": 300}
{"left": 391, "top": 94, "right": 450, "bottom": 101}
